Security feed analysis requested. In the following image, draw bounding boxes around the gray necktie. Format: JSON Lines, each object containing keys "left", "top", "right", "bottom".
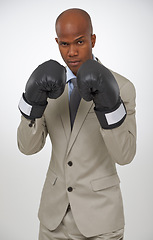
{"left": 69, "top": 78, "right": 81, "bottom": 130}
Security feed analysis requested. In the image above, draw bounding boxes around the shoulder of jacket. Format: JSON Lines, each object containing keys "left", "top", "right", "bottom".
{"left": 110, "top": 70, "right": 136, "bottom": 99}
{"left": 97, "top": 58, "right": 135, "bottom": 91}
{"left": 97, "top": 58, "right": 136, "bottom": 102}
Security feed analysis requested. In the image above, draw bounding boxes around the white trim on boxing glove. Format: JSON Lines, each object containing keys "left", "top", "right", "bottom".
{"left": 18, "top": 94, "right": 47, "bottom": 119}
{"left": 19, "top": 95, "right": 32, "bottom": 116}
{"left": 94, "top": 100, "right": 127, "bottom": 129}
{"left": 105, "top": 102, "right": 126, "bottom": 125}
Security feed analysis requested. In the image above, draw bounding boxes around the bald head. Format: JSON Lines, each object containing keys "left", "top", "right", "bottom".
{"left": 55, "top": 8, "right": 96, "bottom": 75}
{"left": 55, "top": 8, "right": 93, "bottom": 36}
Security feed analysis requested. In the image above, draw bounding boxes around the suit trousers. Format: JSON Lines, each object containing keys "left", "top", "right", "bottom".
{"left": 39, "top": 206, "right": 124, "bottom": 240}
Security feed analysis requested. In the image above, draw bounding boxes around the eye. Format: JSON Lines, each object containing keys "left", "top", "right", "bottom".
{"left": 77, "top": 40, "right": 84, "bottom": 45}
{"left": 60, "top": 42, "right": 68, "bottom": 47}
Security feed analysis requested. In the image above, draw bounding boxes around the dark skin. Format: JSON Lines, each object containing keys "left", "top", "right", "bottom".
{"left": 55, "top": 9, "right": 96, "bottom": 76}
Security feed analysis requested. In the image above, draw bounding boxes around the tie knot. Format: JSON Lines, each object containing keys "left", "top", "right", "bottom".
{"left": 71, "top": 78, "right": 78, "bottom": 88}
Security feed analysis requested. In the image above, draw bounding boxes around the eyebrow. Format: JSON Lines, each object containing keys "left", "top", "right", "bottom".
{"left": 75, "top": 36, "right": 85, "bottom": 41}
{"left": 58, "top": 35, "right": 85, "bottom": 45}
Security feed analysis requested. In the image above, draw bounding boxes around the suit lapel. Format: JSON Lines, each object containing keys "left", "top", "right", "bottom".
{"left": 57, "top": 83, "right": 93, "bottom": 154}
{"left": 67, "top": 99, "right": 93, "bottom": 154}
{"left": 58, "top": 84, "right": 71, "bottom": 141}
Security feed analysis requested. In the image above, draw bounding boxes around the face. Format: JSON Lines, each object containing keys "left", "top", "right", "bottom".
{"left": 55, "top": 14, "right": 96, "bottom": 75}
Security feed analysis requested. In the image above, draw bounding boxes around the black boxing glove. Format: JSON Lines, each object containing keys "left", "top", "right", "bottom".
{"left": 19, "top": 60, "right": 66, "bottom": 120}
{"left": 77, "top": 59, "right": 126, "bottom": 129}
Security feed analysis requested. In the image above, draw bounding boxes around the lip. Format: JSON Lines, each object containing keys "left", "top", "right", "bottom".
{"left": 67, "top": 60, "right": 81, "bottom": 67}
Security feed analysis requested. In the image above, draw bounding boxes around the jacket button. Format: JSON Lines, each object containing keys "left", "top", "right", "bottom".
{"left": 67, "top": 187, "right": 73, "bottom": 192}
{"left": 29, "top": 120, "right": 35, "bottom": 127}
{"left": 68, "top": 161, "right": 73, "bottom": 166}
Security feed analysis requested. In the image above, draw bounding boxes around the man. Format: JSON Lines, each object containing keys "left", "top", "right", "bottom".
{"left": 17, "top": 8, "right": 136, "bottom": 240}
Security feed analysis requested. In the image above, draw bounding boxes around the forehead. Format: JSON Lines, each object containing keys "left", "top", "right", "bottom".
{"left": 56, "top": 13, "right": 91, "bottom": 39}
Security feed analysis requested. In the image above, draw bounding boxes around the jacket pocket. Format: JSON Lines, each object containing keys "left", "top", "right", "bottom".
{"left": 91, "top": 174, "right": 120, "bottom": 192}
{"left": 46, "top": 168, "right": 58, "bottom": 185}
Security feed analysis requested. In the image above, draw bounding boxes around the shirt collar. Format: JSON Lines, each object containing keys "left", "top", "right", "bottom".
{"left": 66, "top": 54, "right": 97, "bottom": 83}
{"left": 66, "top": 67, "right": 76, "bottom": 83}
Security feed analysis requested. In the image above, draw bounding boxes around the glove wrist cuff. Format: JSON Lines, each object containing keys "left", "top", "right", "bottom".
{"left": 94, "top": 100, "right": 127, "bottom": 129}
{"left": 18, "top": 94, "right": 47, "bottom": 119}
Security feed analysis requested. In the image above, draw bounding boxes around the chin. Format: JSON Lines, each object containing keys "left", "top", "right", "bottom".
{"left": 69, "top": 66, "right": 79, "bottom": 76}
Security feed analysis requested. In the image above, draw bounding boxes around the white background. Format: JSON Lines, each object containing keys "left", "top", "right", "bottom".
{"left": 0, "top": 0, "right": 153, "bottom": 239}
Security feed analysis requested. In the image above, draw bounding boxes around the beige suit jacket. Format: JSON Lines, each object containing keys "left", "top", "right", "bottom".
{"left": 17, "top": 66, "right": 136, "bottom": 237}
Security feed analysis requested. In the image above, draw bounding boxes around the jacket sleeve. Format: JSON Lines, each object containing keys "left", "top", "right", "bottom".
{"left": 100, "top": 80, "right": 136, "bottom": 165}
{"left": 17, "top": 115, "right": 48, "bottom": 155}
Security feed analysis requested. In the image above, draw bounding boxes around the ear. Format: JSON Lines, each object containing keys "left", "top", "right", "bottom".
{"left": 55, "top": 38, "right": 59, "bottom": 44}
{"left": 91, "top": 34, "right": 96, "bottom": 48}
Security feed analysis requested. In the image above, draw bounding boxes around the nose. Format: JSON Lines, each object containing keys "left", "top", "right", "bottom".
{"left": 68, "top": 44, "right": 78, "bottom": 57}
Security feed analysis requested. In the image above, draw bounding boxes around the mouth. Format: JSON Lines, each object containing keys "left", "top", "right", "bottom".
{"left": 67, "top": 60, "right": 81, "bottom": 67}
